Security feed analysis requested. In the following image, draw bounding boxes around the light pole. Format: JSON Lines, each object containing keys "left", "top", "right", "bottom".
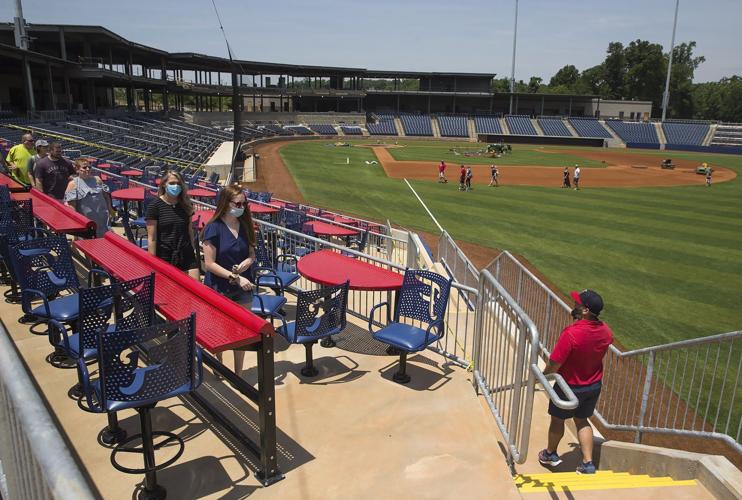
{"left": 661, "top": 0, "right": 680, "bottom": 122}
{"left": 509, "top": 0, "right": 519, "bottom": 115}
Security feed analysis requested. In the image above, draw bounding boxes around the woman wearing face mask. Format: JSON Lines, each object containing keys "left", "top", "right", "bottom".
{"left": 63, "top": 158, "right": 111, "bottom": 237}
{"left": 145, "top": 171, "right": 200, "bottom": 279}
{"left": 201, "top": 185, "right": 257, "bottom": 374}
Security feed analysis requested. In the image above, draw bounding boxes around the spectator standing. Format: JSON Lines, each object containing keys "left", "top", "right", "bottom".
{"left": 573, "top": 165, "right": 581, "bottom": 190}
{"left": 438, "top": 160, "right": 448, "bottom": 183}
{"left": 63, "top": 159, "right": 111, "bottom": 237}
{"left": 489, "top": 164, "right": 499, "bottom": 187}
{"left": 5, "top": 133, "right": 35, "bottom": 185}
{"left": 27, "top": 139, "right": 49, "bottom": 185}
{"left": 465, "top": 166, "right": 473, "bottom": 191}
{"left": 145, "top": 171, "right": 200, "bottom": 280}
{"left": 34, "top": 142, "right": 75, "bottom": 199}
{"left": 538, "top": 289, "right": 613, "bottom": 474}
{"left": 562, "top": 167, "right": 571, "bottom": 188}
{"left": 202, "top": 185, "right": 257, "bottom": 375}
{"left": 459, "top": 165, "right": 466, "bottom": 191}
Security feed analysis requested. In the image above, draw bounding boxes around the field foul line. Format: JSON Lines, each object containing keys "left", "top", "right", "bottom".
{"left": 404, "top": 178, "right": 444, "bottom": 233}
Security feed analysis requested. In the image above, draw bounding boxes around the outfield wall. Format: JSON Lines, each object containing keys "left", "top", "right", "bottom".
{"left": 477, "top": 134, "right": 605, "bottom": 147}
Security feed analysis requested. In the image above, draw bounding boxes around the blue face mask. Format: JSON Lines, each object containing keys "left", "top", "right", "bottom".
{"left": 229, "top": 207, "right": 244, "bottom": 218}
{"left": 166, "top": 184, "right": 182, "bottom": 197}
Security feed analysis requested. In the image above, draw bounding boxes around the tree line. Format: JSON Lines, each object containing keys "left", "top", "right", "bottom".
{"left": 501, "top": 39, "right": 741, "bottom": 122}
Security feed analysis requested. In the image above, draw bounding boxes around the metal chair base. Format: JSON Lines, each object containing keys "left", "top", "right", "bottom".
{"left": 300, "top": 342, "right": 319, "bottom": 377}
{"left": 110, "top": 430, "right": 184, "bottom": 474}
{"left": 393, "top": 352, "right": 412, "bottom": 384}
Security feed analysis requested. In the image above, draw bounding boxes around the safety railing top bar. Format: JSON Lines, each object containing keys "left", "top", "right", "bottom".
{"left": 0, "top": 322, "right": 96, "bottom": 500}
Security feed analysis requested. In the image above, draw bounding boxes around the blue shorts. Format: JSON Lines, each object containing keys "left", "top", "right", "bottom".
{"left": 548, "top": 381, "right": 601, "bottom": 420}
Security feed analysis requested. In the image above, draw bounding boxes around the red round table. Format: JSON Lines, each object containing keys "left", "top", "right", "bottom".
{"left": 95, "top": 163, "right": 112, "bottom": 169}
{"left": 121, "top": 170, "right": 143, "bottom": 178}
{"left": 306, "top": 221, "right": 358, "bottom": 237}
{"left": 192, "top": 209, "right": 216, "bottom": 229}
{"left": 267, "top": 200, "right": 288, "bottom": 208}
{"left": 187, "top": 188, "right": 217, "bottom": 199}
{"left": 297, "top": 249, "right": 403, "bottom": 291}
{"left": 329, "top": 215, "right": 358, "bottom": 226}
{"left": 249, "top": 202, "right": 279, "bottom": 215}
{"left": 111, "top": 187, "right": 145, "bottom": 202}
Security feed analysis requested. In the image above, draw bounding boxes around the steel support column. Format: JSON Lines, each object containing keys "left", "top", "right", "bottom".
{"left": 47, "top": 63, "right": 56, "bottom": 110}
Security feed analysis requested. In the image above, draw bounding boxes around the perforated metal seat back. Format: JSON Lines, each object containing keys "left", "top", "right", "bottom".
{"left": 396, "top": 269, "right": 452, "bottom": 325}
{"left": 294, "top": 281, "right": 349, "bottom": 339}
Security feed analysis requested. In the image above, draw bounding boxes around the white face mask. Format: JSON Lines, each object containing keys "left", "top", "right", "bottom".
{"left": 229, "top": 207, "right": 244, "bottom": 218}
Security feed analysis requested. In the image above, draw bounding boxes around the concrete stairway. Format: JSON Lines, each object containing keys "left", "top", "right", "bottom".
{"left": 515, "top": 471, "right": 703, "bottom": 496}
{"left": 531, "top": 119, "right": 544, "bottom": 136}
{"left": 655, "top": 122, "right": 667, "bottom": 148}
{"left": 500, "top": 117, "right": 510, "bottom": 135}
{"left": 600, "top": 120, "right": 626, "bottom": 147}
{"left": 563, "top": 119, "right": 579, "bottom": 137}
{"left": 703, "top": 124, "right": 716, "bottom": 146}
{"left": 335, "top": 126, "right": 345, "bottom": 136}
{"left": 431, "top": 117, "right": 441, "bottom": 138}
{"left": 467, "top": 118, "right": 477, "bottom": 141}
{"left": 394, "top": 117, "right": 405, "bottom": 137}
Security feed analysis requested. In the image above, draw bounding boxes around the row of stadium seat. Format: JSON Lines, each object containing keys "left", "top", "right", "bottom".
{"left": 438, "top": 116, "right": 468, "bottom": 137}
{"left": 537, "top": 118, "right": 572, "bottom": 137}
{"left": 662, "top": 122, "right": 709, "bottom": 146}
{"left": 606, "top": 120, "right": 659, "bottom": 143}
{"left": 399, "top": 115, "right": 433, "bottom": 136}
{"left": 569, "top": 118, "right": 613, "bottom": 138}
{"left": 505, "top": 115, "right": 537, "bottom": 136}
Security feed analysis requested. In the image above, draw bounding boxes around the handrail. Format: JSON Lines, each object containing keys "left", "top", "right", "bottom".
{"left": 531, "top": 368, "right": 579, "bottom": 410}
{"left": 0, "top": 321, "right": 96, "bottom": 499}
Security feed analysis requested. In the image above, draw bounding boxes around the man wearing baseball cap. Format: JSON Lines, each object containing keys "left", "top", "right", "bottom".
{"left": 538, "top": 289, "right": 613, "bottom": 474}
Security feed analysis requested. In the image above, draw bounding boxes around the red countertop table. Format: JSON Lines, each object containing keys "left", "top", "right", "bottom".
{"left": 249, "top": 202, "right": 279, "bottom": 215}
{"left": 13, "top": 188, "right": 96, "bottom": 235}
{"left": 95, "top": 163, "right": 112, "bottom": 169}
{"left": 111, "top": 187, "right": 145, "bottom": 202}
{"left": 120, "top": 170, "right": 143, "bottom": 178}
{"left": 267, "top": 200, "right": 288, "bottom": 208}
{"left": 297, "top": 249, "right": 403, "bottom": 291}
{"left": 0, "top": 173, "right": 27, "bottom": 193}
{"left": 305, "top": 220, "right": 358, "bottom": 237}
{"left": 187, "top": 188, "right": 217, "bottom": 198}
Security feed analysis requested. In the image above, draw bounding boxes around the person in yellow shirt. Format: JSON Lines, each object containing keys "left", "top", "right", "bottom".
{"left": 5, "top": 133, "right": 35, "bottom": 185}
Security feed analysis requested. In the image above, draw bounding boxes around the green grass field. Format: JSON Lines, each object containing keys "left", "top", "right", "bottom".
{"left": 279, "top": 139, "right": 742, "bottom": 353}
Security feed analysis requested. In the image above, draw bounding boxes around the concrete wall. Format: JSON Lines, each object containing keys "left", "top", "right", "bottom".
{"left": 590, "top": 99, "right": 652, "bottom": 120}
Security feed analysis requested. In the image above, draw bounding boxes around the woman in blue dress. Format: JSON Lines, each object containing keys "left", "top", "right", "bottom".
{"left": 202, "top": 184, "right": 257, "bottom": 375}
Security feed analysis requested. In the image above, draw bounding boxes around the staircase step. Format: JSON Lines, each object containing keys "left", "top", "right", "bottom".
{"left": 515, "top": 472, "right": 697, "bottom": 493}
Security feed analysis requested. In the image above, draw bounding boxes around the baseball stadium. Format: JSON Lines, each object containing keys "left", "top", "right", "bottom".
{"left": 0, "top": 1, "right": 740, "bottom": 499}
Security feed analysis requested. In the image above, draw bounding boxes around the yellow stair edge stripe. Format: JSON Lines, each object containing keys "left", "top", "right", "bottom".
{"left": 518, "top": 479, "right": 697, "bottom": 493}
{"left": 518, "top": 477, "right": 695, "bottom": 487}
{"left": 515, "top": 472, "right": 629, "bottom": 480}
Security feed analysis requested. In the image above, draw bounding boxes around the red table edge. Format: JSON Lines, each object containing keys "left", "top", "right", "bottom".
{"left": 75, "top": 233, "right": 275, "bottom": 351}
{"left": 30, "top": 188, "right": 96, "bottom": 234}
{"left": 296, "top": 249, "right": 403, "bottom": 291}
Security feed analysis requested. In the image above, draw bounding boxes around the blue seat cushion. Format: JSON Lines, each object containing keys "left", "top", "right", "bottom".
{"left": 92, "top": 367, "right": 194, "bottom": 412}
{"left": 251, "top": 294, "right": 286, "bottom": 317}
{"left": 373, "top": 323, "right": 441, "bottom": 352}
{"left": 277, "top": 320, "right": 339, "bottom": 344}
{"left": 30, "top": 293, "right": 79, "bottom": 321}
{"left": 61, "top": 332, "right": 98, "bottom": 360}
{"left": 273, "top": 270, "right": 299, "bottom": 288}
{"left": 131, "top": 217, "right": 146, "bottom": 228}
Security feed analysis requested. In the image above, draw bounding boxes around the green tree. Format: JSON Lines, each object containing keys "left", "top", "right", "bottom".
{"left": 528, "top": 76, "right": 543, "bottom": 93}
{"left": 549, "top": 64, "right": 580, "bottom": 88}
{"left": 667, "top": 41, "right": 705, "bottom": 118}
{"left": 603, "top": 42, "right": 626, "bottom": 98}
{"left": 623, "top": 40, "right": 666, "bottom": 115}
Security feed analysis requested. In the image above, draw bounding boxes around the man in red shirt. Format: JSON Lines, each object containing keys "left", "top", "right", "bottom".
{"left": 438, "top": 160, "right": 448, "bottom": 183}
{"left": 538, "top": 289, "right": 613, "bottom": 474}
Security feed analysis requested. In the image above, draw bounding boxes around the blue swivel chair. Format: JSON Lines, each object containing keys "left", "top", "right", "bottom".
{"left": 369, "top": 270, "right": 452, "bottom": 384}
{"left": 78, "top": 314, "right": 203, "bottom": 500}
{"left": 254, "top": 230, "right": 300, "bottom": 292}
{"left": 276, "top": 282, "right": 349, "bottom": 376}
{"left": 10, "top": 235, "right": 109, "bottom": 331}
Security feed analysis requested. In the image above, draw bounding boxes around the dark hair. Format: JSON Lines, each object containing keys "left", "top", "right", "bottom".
{"left": 203, "top": 184, "right": 256, "bottom": 247}
{"left": 157, "top": 171, "right": 193, "bottom": 216}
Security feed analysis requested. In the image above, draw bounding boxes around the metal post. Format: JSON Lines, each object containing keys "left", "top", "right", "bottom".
{"left": 508, "top": 0, "right": 519, "bottom": 115}
{"left": 257, "top": 335, "right": 282, "bottom": 485}
{"left": 635, "top": 351, "right": 655, "bottom": 443}
{"left": 661, "top": 0, "right": 680, "bottom": 122}
{"left": 231, "top": 67, "right": 242, "bottom": 180}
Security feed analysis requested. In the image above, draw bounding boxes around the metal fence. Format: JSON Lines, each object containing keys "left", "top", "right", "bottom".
{"left": 486, "top": 250, "right": 742, "bottom": 453}
{"left": 437, "top": 231, "right": 479, "bottom": 293}
{"left": 0, "top": 322, "right": 96, "bottom": 500}
{"left": 472, "top": 270, "right": 577, "bottom": 466}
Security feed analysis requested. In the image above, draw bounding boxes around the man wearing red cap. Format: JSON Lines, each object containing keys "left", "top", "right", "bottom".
{"left": 538, "top": 289, "right": 613, "bottom": 474}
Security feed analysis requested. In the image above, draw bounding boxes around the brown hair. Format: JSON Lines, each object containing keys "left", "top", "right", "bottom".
{"left": 74, "top": 158, "right": 89, "bottom": 171}
{"left": 204, "top": 184, "right": 256, "bottom": 247}
{"left": 157, "top": 171, "right": 193, "bottom": 216}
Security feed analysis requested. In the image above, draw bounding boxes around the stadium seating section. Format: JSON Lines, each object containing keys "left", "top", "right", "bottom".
{"left": 340, "top": 126, "right": 362, "bottom": 135}
{"left": 662, "top": 122, "right": 709, "bottom": 146}
{"left": 605, "top": 120, "right": 659, "bottom": 144}
{"left": 367, "top": 120, "right": 397, "bottom": 135}
{"left": 710, "top": 125, "right": 742, "bottom": 147}
{"left": 568, "top": 118, "right": 613, "bottom": 138}
{"left": 505, "top": 115, "right": 537, "bottom": 136}
{"left": 474, "top": 116, "right": 503, "bottom": 134}
{"left": 400, "top": 115, "right": 433, "bottom": 136}
{"left": 537, "top": 118, "right": 572, "bottom": 137}
{"left": 437, "top": 116, "right": 468, "bottom": 137}
{"left": 284, "top": 125, "right": 313, "bottom": 135}
{"left": 308, "top": 124, "right": 337, "bottom": 135}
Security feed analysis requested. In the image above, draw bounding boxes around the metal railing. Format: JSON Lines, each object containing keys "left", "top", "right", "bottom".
{"left": 437, "top": 231, "right": 479, "bottom": 292}
{"left": 486, "top": 250, "right": 742, "bottom": 453}
{"left": 0, "top": 322, "right": 96, "bottom": 500}
{"left": 472, "top": 270, "right": 577, "bottom": 467}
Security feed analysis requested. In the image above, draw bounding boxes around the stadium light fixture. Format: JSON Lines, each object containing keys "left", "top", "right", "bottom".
{"left": 661, "top": 0, "right": 680, "bottom": 122}
{"left": 509, "top": 0, "right": 519, "bottom": 114}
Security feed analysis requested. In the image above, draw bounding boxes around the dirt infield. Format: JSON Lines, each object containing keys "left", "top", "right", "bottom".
{"left": 248, "top": 141, "right": 305, "bottom": 202}
{"left": 372, "top": 146, "right": 736, "bottom": 187}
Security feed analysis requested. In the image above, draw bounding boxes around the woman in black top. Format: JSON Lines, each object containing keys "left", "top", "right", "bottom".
{"left": 145, "top": 171, "right": 200, "bottom": 279}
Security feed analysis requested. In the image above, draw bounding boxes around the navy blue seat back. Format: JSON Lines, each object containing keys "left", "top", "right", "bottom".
{"left": 395, "top": 269, "right": 452, "bottom": 325}
{"left": 254, "top": 230, "right": 273, "bottom": 268}
{"left": 115, "top": 273, "right": 156, "bottom": 330}
{"left": 294, "top": 282, "right": 349, "bottom": 340}
{"left": 78, "top": 283, "right": 115, "bottom": 350}
{"left": 0, "top": 185, "right": 10, "bottom": 207}
{"left": 11, "top": 235, "right": 80, "bottom": 297}
{"left": 98, "top": 315, "right": 200, "bottom": 408}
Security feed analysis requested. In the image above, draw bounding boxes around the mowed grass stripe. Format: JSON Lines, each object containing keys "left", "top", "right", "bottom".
{"left": 278, "top": 140, "right": 742, "bottom": 351}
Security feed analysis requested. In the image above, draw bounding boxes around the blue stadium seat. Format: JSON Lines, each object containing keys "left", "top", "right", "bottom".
{"left": 400, "top": 115, "right": 433, "bottom": 136}
{"left": 538, "top": 118, "right": 572, "bottom": 137}
{"left": 474, "top": 116, "right": 503, "bottom": 134}
{"left": 606, "top": 120, "right": 659, "bottom": 144}
{"left": 505, "top": 115, "right": 537, "bottom": 136}
{"left": 662, "top": 122, "right": 709, "bottom": 146}
{"left": 569, "top": 118, "right": 613, "bottom": 138}
{"left": 438, "top": 116, "right": 468, "bottom": 137}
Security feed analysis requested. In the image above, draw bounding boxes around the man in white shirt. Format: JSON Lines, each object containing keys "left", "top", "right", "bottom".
{"left": 573, "top": 165, "right": 581, "bottom": 190}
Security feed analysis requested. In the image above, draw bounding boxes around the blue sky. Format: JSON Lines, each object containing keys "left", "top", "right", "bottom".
{"left": 3, "top": 0, "right": 741, "bottom": 82}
